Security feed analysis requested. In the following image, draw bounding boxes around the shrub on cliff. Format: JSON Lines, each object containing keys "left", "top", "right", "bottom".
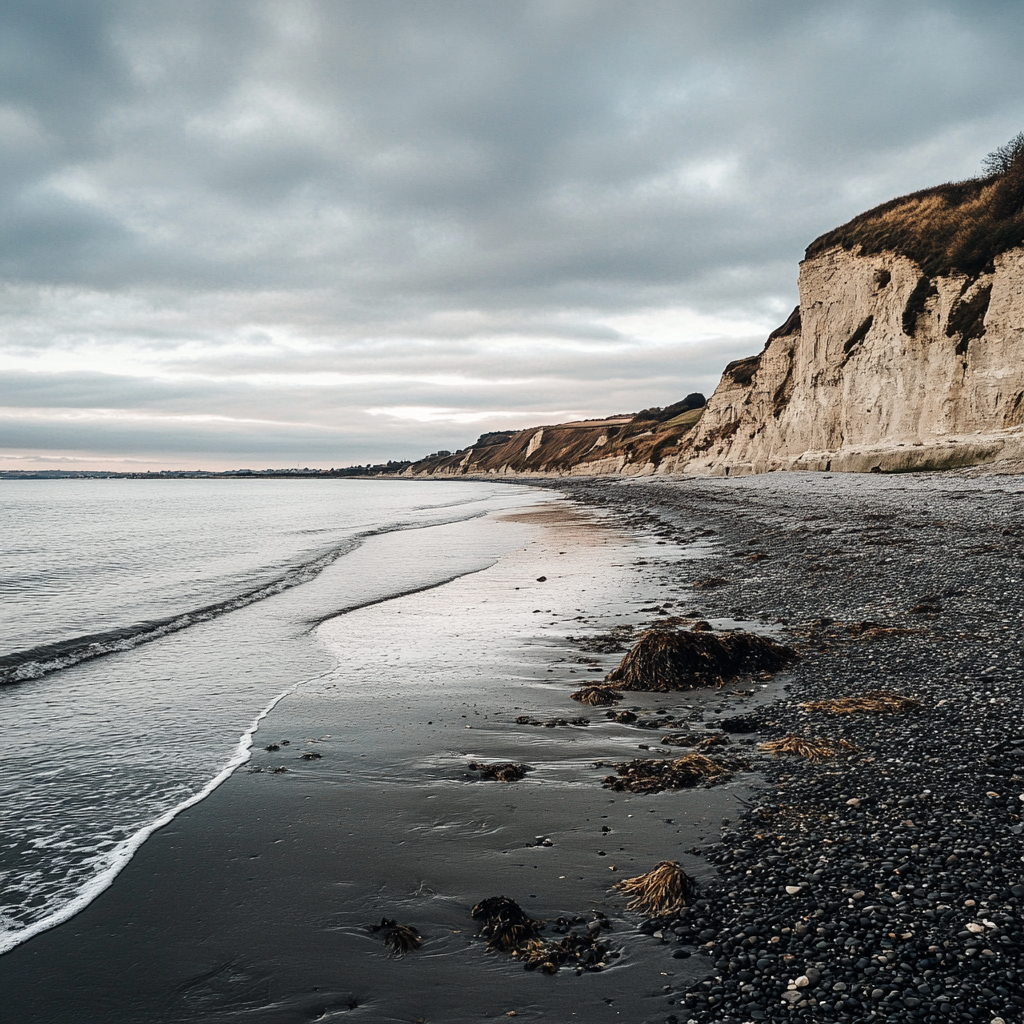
{"left": 807, "top": 131, "right": 1024, "bottom": 278}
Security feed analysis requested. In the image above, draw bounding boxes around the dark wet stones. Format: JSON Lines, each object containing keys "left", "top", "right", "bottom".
{"left": 718, "top": 715, "right": 759, "bottom": 733}
{"left": 300, "top": 751, "right": 322, "bottom": 760}
{"left": 264, "top": 743, "right": 280, "bottom": 751}
{"left": 516, "top": 715, "right": 590, "bottom": 727}
{"left": 551, "top": 475, "right": 1024, "bottom": 1022}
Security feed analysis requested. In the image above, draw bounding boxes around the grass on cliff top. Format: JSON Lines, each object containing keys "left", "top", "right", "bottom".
{"left": 805, "top": 160, "right": 1024, "bottom": 278}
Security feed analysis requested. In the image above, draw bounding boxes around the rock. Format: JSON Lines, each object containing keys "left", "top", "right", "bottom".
{"left": 785, "top": 885, "right": 802, "bottom": 895}
{"left": 676, "top": 228, "right": 1024, "bottom": 476}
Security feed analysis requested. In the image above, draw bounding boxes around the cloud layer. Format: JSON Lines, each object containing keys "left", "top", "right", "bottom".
{"left": 3, "top": 1, "right": 1024, "bottom": 468}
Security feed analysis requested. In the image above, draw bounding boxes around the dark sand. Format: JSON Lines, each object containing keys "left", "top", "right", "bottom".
{"left": 2, "top": 499, "right": 764, "bottom": 1023}
{"left": 6, "top": 472, "right": 1024, "bottom": 1024}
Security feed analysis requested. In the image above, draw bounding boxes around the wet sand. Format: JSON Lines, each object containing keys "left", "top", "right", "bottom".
{"left": 1, "top": 497, "right": 766, "bottom": 1023}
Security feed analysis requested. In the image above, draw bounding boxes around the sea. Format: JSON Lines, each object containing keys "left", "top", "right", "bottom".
{"left": 0, "top": 477, "right": 550, "bottom": 956}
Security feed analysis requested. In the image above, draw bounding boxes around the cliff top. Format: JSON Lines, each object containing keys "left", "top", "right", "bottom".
{"left": 806, "top": 138, "right": 1024, "bottom": 278}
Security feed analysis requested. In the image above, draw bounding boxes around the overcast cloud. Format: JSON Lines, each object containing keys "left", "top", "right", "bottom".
{"left": 2, "top": 0, "right": 1023, "bottom": 470}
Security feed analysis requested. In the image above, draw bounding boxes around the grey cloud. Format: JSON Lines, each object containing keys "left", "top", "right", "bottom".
{"left": 2, "top": 2, "right": 1024, "bottom": 466}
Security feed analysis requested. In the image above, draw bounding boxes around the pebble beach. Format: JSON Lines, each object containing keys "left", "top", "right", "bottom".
{"left": 560, "top": 472, "right": 1024, "bottom": 1024}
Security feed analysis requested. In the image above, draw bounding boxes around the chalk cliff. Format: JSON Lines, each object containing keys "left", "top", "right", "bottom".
{"left": 673, "top": 165, "right": 1024, "bottom": 475}
{"left": 399, "top": 157, "right": 1024, "bottom": 478}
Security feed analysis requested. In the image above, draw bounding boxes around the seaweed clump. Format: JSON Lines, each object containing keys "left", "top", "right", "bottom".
{"left": 602, "top": 753, "right": 729, "bottom": 794}
{"left": 801, "top": 691, "right": 920, "bottom": 715}
{"left": 570, "top": 684, "right": 623, "bottom": 706}
{"left": 514, "top": 931, "right": 613, "bottom": 974}
{"left": 471, "top": 898, "right": 614, "bottom": 974}
{"left": 468, "top": 761, "right": 532, "bottom": 782}
{"left": 369, "top": 917, "right": 423, "bottom": 956}
{"left": 759, "top": 734, "right": 858, "bottom": 763}
{"left": 612, "top": 861, "right": 694, "bottom": 917}
{"left": 471, "top": 896, "right": 543, "bottom": 950}
{"left": 605, "top": 627, "right": 796, "bottom": 692}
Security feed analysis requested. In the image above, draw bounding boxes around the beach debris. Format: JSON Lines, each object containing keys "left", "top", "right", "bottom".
{"left": 513, "top": 931, "right": 613, "bottom": 974}
{"left": 570, "top": 684, "right": 623, "bottom": 706}
{"left": 369, "top": 917, "right": 423, "bottom": 956}
{"left": 612, "top": 861, "right": 694, "bottom": 917}
{"left": 471, "top": 898, "right": 614, "bottom": 973}
{"left": 607, "top": 709, "right": 638, "bottom": 723}
{"left": 800, "top": 690, "right": 921, "bottom": 714}
{"left": 604, "top": 627, "right": 796, "bottom": 692}
{"left": 758, "top": 734, "right": 858, "bottom": 762}
{"left": 471, "top": 896, "right": 543, "bottom": 950}
{"left": 602, "top": 753, "right": 730, "bottom": 794}
{"left": 467, "top": 761, "right": 533, "bottom": 782}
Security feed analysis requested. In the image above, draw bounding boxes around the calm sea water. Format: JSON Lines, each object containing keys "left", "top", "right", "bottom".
{"left": 0, "top": 478, "right": 547, "bottom": 954}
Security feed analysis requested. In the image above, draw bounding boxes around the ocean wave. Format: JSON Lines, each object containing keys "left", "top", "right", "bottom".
{"left": 0, "top": 509, "right": 488, "bottom": 686}
{"left": 0, "top": 681, "right": 303, "bottom": 956}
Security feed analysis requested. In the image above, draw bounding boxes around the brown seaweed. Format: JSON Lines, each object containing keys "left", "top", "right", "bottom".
{"left": 369, "top": 917, "right": 423, "bottom": 956}
{"left": 758, "top": 734, "right": 858, "bottom": 762}
{"left": 605, "top": 627, "right": 796, "bottom": 692}
{"left": 800, "top": 691, "right": 920, "bottom": 715}
{"left": 471, "top": 896, "right": 543, "bottom": 950}
{"left": 570, "top": 684, "right": 623, "bottom": 706}
{"left": 467, "top": 761, "right": 533, "bottom": 782}
{"left": 612, "top": 861, "right": 694, "bottom": 917}
{"left": 602, "top": 753, "right": 730, "bottom": 794}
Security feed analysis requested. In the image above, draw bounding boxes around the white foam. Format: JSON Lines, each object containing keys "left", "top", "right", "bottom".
{"left": 0, "top": 683, "right": 300, "bottom": 957}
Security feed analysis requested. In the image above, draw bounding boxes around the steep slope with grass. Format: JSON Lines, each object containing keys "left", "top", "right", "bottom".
{"left": 402, "top": 395, "right": 705, "bottom": 477}
{"left": 675, "top": 153, "right": 1024, "bottom": 475}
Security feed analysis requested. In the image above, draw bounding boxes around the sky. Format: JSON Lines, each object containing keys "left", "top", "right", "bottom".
{"left": 2, "top": 1, "right": 1024, "bottom": 471}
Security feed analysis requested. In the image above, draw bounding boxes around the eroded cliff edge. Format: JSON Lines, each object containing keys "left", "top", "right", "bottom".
{"left": 671, "top": 167, "right": 1024, "bottom": 475}
{"left": 404, "top": 162, "right": 1024, "bottom": 479}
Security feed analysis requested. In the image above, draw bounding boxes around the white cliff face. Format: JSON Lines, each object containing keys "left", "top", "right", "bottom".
{"left": 672, "top": 245, "right": 1024, "bottom": 475}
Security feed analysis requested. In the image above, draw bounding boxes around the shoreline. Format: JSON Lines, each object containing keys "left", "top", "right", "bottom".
{"left": 3, "top": 475, "right": 1023, "bottom": 1023}
{"left": 1, "top": 496, "right": 762, "bottom": 1023}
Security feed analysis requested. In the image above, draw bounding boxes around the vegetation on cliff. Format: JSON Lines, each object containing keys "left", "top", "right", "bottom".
{"left": 806, "top": 131, "right": 1024, "bottom": 277}
{"left": 401, "top": 393, "right": 706, "bottom": 476}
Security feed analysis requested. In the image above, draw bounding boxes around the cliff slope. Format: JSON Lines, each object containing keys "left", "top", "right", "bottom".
{"left": 402, "top": 395, "right": 704, "bottom": 477}
{"left": 674, "top": 160, "right": 1024, "bottom": 475}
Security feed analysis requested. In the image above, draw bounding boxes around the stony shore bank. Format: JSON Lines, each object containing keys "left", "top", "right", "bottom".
{"left": 558, "top": 473, "right": 1024, "bottom": 1024}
